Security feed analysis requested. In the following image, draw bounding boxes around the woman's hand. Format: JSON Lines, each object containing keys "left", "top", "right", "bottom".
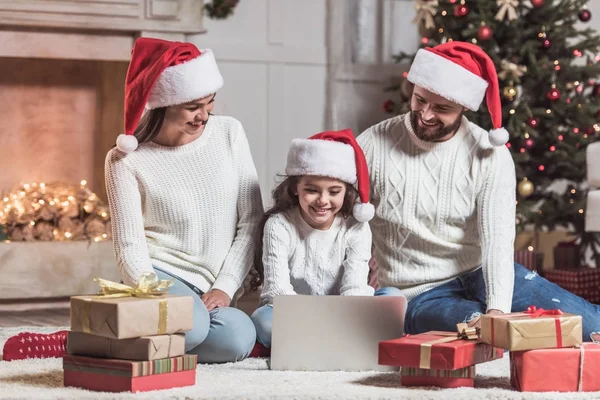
{"left": 201, "top": 289, "right": 231, "bottom": 311}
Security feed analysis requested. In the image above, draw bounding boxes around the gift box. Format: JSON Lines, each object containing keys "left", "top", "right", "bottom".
{"left": 510, "top": 344, "right": 600, "bottom": 392}
{"left": 70, "top": 294, "right": 193, "bottom": 339}
{"left": 401, "top": 366, "right": 476, "bottom": 388}
{"left": 66, "top": 331, "right": 186, "bottom": 361}
{"left": 543, "top": 268, "right": 600, "bottom": 304}
{"left": 553, "top": 241, "right": 581, "bottom": 269}
{"left": 63, "top": 354, "right": 197, "bottom": 393}
{"left": 514, "top": 250, "right": 544, "bottom": 274}
{"left": 480, "top": 308, "right": 582, "bottom": 351}
{"left": 379, "top": 331, "right": 503, "bottom": 370}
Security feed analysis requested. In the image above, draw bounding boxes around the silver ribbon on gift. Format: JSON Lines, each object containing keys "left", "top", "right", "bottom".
{"left": 413, "top": 0, "right": 439, "bottom": 29}
{"left": 495, "top": 0, "right": 519, "bottom": 22}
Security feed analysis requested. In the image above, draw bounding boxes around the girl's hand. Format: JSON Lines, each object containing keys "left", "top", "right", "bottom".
{"left": 201, "top": 289, "right": 231, "bottom": 311}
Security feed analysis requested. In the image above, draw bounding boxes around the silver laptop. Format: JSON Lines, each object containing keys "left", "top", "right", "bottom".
{"left": 270, "top": 295, "right": 406, "bottom": 372}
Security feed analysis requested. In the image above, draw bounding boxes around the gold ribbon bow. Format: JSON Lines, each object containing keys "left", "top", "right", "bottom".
{"left": 413, "top": 0, "right": 439, "bottom": 30}
{"left": 94, "top": 272, "right": 174, "bottom": 297}
{"left": 495, "top": 0, "right": 519, "bottom": 21}
{"left": 498, "top": 60, "right": 528, "bottom": 82}
{"left": 81, "top": 273, "right": 174, "bottom": 335}
{"left": 419, "top": 323, "right": 480, "bottom": 369}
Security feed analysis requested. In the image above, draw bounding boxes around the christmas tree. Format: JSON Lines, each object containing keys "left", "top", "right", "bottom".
{"left": 386, "top": 0, "right": 600, "bottom": 264}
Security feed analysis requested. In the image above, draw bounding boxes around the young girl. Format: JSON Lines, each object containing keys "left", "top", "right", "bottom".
{"left": 250, "top": 129, "right": 395, "bottom": 350}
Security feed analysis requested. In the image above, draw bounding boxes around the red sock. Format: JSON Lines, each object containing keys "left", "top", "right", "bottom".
{"left": 249, "top": 341, "right": 270, "bottom": 358}
{"left": 2, "top": 330, "right": 68, "bottom": 361}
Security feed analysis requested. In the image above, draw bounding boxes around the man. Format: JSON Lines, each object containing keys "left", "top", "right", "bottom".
{"left": 357, "top": 41, "right": 600, "bottom": 341}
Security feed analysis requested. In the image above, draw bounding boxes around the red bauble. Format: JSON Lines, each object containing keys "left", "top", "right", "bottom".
{"left": 531, "top": 0, "right": 544, "bottom": 7}
{"left": 541, "top": 39, "right": 552, "bottom": 49}
{"left": 578, "top": 9, "right": 592, "bottom": 22}
{"left": 584, "top": 126, "right": 596, "bottom": 135}
{"left": 546, "top": 88, "right": 561, "bottom": 101}
{"left": 477, "top": 26, "right": 493, "bottom": 41}
{"left": 383, "top": 100, "right": 395, "bottom": 113}
{"left": 594, "top": 84, "right": 600, "bottom": 97}
{"left": 454, "top": 5, "right": 469, "bottom": 17}
{"left": 527, "top": 117, "right": 540, "bottom": 128}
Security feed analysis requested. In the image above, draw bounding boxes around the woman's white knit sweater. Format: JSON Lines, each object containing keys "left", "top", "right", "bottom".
{"left": 259, "top": 207, "right": 375, "bottom": 305}
{"left": 357, "top": 113, "right": 516, "bottom": 313}
{"left": 105, "top": 116, "right": 264, "bottom": 299}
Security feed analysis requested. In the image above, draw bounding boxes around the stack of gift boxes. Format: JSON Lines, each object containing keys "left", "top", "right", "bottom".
{"left": 378, "top": 323, "right": 503, "bottom": 388}
{"left": 65, "top": 293, "right": 196, "bottom": 393}
{"left": 378, "top": 307, "right": 598, "bottom": 392}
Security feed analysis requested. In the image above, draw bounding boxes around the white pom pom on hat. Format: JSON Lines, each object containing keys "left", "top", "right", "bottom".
{"left": 117, "top": 37, "right": 224, "bottom": 153}
{"left": 285, "top": 129, "right": 375, "bottom": 222}
{"left": 406, "top": 41, "right": 509, "bottom": 146}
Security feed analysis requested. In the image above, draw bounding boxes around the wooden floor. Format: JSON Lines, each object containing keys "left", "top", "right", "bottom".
{"left": 0, "top": 293, "right": 259, "bottom": 328}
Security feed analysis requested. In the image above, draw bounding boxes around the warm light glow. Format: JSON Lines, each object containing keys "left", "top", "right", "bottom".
{"left": 520, "top": 148, "right": 525, "bottom": 153}
{"left": 65, "top": 232, "right": 72, "bottom": 238}
{"left": 571, "top": 189, "right": 576, "bottom": 194}
{"left": 441, "top": 10, "right": 447, "bottom": 16}
{"left": 558, "top": 135, "right": 564, "bottom": 141}
{"left": 524, "top": 133, "right": 530, "bottom": 139}
{"left": 574, "top": 128, "right": 580, "bottom": 134}
{"left": 80, "top": 180, "right": 87, "bottom": 186}
{"left": 579, "top": 209, "right": 584, "bottom": 214}
{"left": 550, "top": 146, "right": 556, "bottom": 152}
{"left": 539, "top": 165, "right": 545, "bottom": 171}
{"left": 528, "top": 246, "right": 534, "bottom": 252}
{"left": 509, "top": 109, "right": 516, "bottom": 115}
{"left": 546, "top": 109, "right": 552, "bottom": 114}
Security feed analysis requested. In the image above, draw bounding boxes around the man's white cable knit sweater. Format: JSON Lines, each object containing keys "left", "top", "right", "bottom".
{"left": 259, "top": 207, "right": 375, "bottom": 305}
{"left": 105, "top": 116, "right": 264, "bottom": 299}
{"left": 357, "top": 113, "right": 516, "bottom": 313}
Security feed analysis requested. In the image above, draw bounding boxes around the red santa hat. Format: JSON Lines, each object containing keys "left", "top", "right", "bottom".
{"left": 116, "top": 37, "right": 224, "bottom": 153}
{"left": 285, "top": 129, "right": 375, "bottom": 222}
{"left": 406, "top": 41, "right": 509, "bottom": 147}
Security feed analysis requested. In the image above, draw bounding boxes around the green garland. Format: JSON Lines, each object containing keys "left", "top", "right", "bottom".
{"left": 204, "top": 0, "right": 239, "bottom": 20}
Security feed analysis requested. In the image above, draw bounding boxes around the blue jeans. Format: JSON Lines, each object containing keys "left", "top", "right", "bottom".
{"left": 404, "top": 263, "right": 600, "bottom": 342}
{"left": 251, "top": 287, "right": 405, "bottom": 348}
{"left": 154, "top": 268, "right": 257, "bottom": 363}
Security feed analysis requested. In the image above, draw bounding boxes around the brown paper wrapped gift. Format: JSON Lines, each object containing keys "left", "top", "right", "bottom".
{"left": 67, "top": 331, "right": 186, "bottom": 361}
{"left": 480, "top": 307, "right": 582, "bottom": 351}
{"left": 70, "top": 294, "right": 193, "bottom": 339}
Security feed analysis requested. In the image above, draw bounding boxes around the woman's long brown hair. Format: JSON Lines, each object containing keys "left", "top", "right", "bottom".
{"left": 248, "top": 175, "right": 358, "bottom": 292}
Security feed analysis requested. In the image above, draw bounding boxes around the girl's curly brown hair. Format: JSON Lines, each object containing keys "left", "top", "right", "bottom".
{"left": 248, "top": 175, "right": 358, "bottom": 292}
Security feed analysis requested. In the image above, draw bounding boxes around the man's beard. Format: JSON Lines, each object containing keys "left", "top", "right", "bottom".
{"left": 409, "top": 110, "right": 463, "bottom": 142}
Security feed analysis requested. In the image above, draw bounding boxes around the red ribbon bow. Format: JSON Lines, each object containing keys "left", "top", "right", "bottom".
{"left": 525, "top": 305, "right": 564, "bottom": 318}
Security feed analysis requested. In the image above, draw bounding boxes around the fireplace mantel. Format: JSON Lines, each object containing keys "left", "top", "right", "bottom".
{"left": 0, "top": 0, "right": 205, "bottom": 61}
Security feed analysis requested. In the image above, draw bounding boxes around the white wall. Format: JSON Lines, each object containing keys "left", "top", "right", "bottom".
{"left": 188, "top": 0, "right": 328, "bottom": 205}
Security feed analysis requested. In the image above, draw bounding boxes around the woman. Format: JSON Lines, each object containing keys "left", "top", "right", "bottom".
{"left": 105, "top": 37, "right": 263, "bottom": 363}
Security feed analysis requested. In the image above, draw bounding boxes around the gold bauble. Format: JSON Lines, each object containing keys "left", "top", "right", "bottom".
{"left": 503, "top": 84, "right": 518, "bottom": 101}
{"left": 518, "top": 178, "right": 534, "bottom": 198}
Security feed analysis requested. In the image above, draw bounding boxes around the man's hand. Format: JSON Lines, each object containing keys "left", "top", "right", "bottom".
{"left": 201, "top": 289, "right": 231, "bottom": 311}
{"left": 466, "top": 309, "right": 504, "bottom": 329}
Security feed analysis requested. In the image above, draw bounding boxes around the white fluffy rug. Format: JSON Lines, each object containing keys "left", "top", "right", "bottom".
{"left": 1, "top": 327, "right": 599, "bottom": 400}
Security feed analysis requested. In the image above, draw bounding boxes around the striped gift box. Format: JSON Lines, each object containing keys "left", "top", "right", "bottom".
{"left": 514, "top": 250, "right": 544, "bottom": 274}
{"left": 401, "top": 366, "right": 476, "bottom": 388}
{"left": 63, "top": 354, "right": 197, "bottom": 377}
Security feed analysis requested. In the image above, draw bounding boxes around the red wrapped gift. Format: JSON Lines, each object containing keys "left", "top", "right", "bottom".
{"left": 544, "top": 268, "right": 600, "bottom": 304}
{"left": 514, "top": 250, "right": 544, "bottom": 274}
{"left": 379, "top": 331, "right": 503, "bottom": 370}
{"left": 510, "top": 344, "right": 600, "bottom": 392}
{"left": 553, "top": 241, "right": 581, "bottom": 269}
{"left": 63, "top": 354, "right": 196, "bottom": 393}
{"left": 401, "top": 366, "right": 475, "bottom": 388}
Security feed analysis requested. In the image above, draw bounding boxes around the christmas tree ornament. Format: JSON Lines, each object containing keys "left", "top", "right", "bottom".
{"left": 413, "top": 0, "right": 439, "bottom": 30}
{"left": 527, "top": 117, "right": 540, "bottom": 128}
{"left": 530, "top": 0, "right": 544, "bottom": 7}
{"left": 546, "top": 85, "right": 560, "bottom": 101}
{"left": 498, "top": 60, "right": 527, "bottom": 81}
{"left": 593, "top": 84, "right": 600, "bottom": 97}
{"left": 518, "top": 178, "right": 535, "bottom": 198}
{"left": 578, "top": 8, "right": 592, "bottom": 22}
{"left": 383, "top": 100, "right": 395, "bottom": 113}
{"left": 542, "top": 39, "right": 552, "bottom": 49}
{"left": 503, "top": 84, "right": 518, "bottom": 101}
{"left": 495, "top": 0, "right": 519, "bottom": 21}
{"left": 477, "top": 25, "right": 493, "bottom": 40}
{"left": 454, "top": 4, "right": 469, "bottom": 17}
